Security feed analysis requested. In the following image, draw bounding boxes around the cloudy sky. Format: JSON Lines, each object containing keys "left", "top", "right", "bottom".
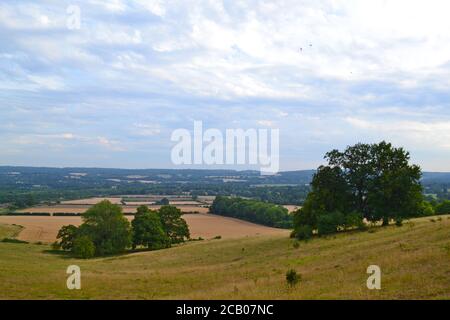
{"left": 1, "top": 0, "right": 450, "bottom": 171}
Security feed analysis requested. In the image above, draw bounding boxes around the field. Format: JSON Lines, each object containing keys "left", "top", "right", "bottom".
{"left": 14, "top": 196, "right": 210, "bottom": 215}
{"left": 0, "top": 214, "right": 288, "bottom": 243}
{"left": 16, "top": 205, "right": 209, "bottom": 214}
{"left": 0, "top": 215, "right": 449, "bottom": 299}
{"left": 61, "top": 197, "right": 123, "bottom": 205}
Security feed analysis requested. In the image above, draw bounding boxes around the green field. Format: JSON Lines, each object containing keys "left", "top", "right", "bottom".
{"left": 0, "top": 216, "right": 449, "bottom": 300}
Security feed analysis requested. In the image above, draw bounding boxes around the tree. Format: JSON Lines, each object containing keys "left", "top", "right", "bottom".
{"left": 132, "top": 206, "right": 169, "bottom": 250}
{"left": 366, "top": 142, "right": 422, "bottom": 225}
{"left": 158, "top": 205, "right": 190, "bottom": 244}
{"left": 293, "top": 142, "right": 423, "bottom": 237}
{"left": 156, "top": 198, "right": 170, "bottom": 205}
{"left": 80, "top": 200, "right": 131, "bottom": 256}
{"left": 325, "top": 141, "right": 422, "bottom": 224}
{"left": 56, "top": 224, "right": 79, "bottom": 251}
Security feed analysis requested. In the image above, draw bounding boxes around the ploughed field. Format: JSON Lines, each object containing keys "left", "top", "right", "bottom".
{"left": 0, "top": 215, "right": 449, "bottom": 299}
{"left": 0, "top": 214, "right": 289, "bottom": 243}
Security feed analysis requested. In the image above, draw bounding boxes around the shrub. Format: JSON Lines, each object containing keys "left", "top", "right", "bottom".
{"left": 435, "top": 200, "right": 450, "bottom": 215}
{"left": 73, "top": 236, "right": 95, "bottom": 259}
{"left": 292, "top": 241, "right": 300, "bottom": 249}
{"left": 1, "top": 238, "right": 28, "bottom": 244}
{"left": 344, "top": 212, "right": 366, "bottom": 230}
{"left": 286, "top": 269, "right": 300, "bottom": 287}
{"left": 418, "top": 201, "right": 435, "bottom": 217}
{"left": 51, "top": 241, "right": 61, "bottom": 250}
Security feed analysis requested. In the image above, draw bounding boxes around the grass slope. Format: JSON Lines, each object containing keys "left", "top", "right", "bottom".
{"left": 0, "top": 216, "right": 449, "bottom": 300}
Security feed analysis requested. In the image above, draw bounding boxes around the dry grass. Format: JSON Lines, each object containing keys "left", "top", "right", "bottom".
{"left": 0, "top": 215, "right": 448, "bottom": 299}
{"left": 0, "top": 214, "right": 288, "bottom": 243}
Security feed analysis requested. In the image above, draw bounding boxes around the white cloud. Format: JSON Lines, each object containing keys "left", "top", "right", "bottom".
{"left": 131, "top": 123, "right": 161, "bottom": 136}
{"left": 27, "top": 75, "right": 65, "bottom": 91}
{"left": 1, "top": 0, "right": 450, "bottom": 170}
{"left": 345, "top": 117, "right": 450, "bottom": 150}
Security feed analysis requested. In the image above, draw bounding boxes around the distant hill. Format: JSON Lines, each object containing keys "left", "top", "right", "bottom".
{"left": 1, "top": 166, "right": 448, "bottom": 186}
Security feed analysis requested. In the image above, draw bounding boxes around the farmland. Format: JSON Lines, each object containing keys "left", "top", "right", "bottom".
{"left": 0, "top": 214, "right": 289, "bottom": 243}
{"left": 0, "top": 215, "right": 449, "bottom": 299}
{"left": 15, "top": 205, "right": 210, "bottom": 214}
{"left": 7, "top": 195, "right": 211, "bottom": 216}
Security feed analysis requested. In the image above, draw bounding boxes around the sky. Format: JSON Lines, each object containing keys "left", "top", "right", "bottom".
{"left": 1, "top": 0, "right": 450, "bottom": 172}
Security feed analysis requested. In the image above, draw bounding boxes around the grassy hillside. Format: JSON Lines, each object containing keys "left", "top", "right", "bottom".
{"left": 0, "top": 216, "right": 449, "bottom": 300}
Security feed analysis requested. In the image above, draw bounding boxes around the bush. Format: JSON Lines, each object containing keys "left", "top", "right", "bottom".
{"left": 344, "top": 212, "right": 366, "bottom": 230}
{"left": 73, "top": 236, "right": 95, "bottom": 259}
{"left": 435, "top": 200, "right": 450, "bottom": 215}
{"left": 294, "top": 225, "right": 313, "bottom": 241}
{"left": 418, "top": 201, "right": 435, "bottom": 217}
{"left": 286, "top": 269, "right": 300, "bottom": 287}
{"left": 51, "top": 241, "right": 61, "bottom": 250}
{"left": 292, "top": 241, "right": 300, "bottom": 249}
{"left": 1, "top": 238, "right": 28, "bottom": 244}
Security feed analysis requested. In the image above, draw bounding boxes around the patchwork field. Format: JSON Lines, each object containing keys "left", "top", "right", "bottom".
{"left": 0, "top": 215, "right": 449, "bottom": 299}
{"left": 61, "top": 197, "right": 123, "bottom": 205}
{"left": 0, "top": 214, "right": 288, "bottom": 243}
{"left": 16, "top": 204, "right": 209, "bottom": 214}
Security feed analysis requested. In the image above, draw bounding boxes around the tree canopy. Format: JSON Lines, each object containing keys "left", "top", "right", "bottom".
{"left": 293, "top": 141, "right": 423, "bottom": 238}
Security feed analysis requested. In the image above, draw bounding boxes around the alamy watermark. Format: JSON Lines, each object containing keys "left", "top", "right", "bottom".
{"left": 366, "top": 265, "right": 381, "bottom": 290}
{"left": 66, "top": 265, "right": 81, "bottom": 290}
{"left": 171, "top": 121, "right": 279, "bottom": 174}
{"left": 66, "top": 5, "right": 81, "bottom": 30}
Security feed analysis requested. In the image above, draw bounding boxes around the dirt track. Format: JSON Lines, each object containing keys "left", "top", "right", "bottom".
{"left": 0, "top": 214, "right": 289, "bottom": 243}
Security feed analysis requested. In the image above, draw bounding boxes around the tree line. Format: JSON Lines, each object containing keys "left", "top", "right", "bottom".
{"left": 54, "top": 201, "right": 190, "bottom": 258}
{"left": 210, "top": 196, "right": 292, "bottom": 228}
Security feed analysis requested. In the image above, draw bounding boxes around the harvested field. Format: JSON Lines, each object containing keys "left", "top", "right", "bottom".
{"left": 0, "top": 214, "right": 288, "bottom": 243}
{"left": 169, "top": 201, "right": 202, "bottom": 205}
{"left": 283, "top": 205, "right": 301, "bottom": 213}
{"left": 61, "top": 197, "right": 122, "bottom": 205}
{"left": 122, "top": 201, "right": 156, "bottom": 206}
{"left": 16, "top": 204, "right": 209, "bottom": 214}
